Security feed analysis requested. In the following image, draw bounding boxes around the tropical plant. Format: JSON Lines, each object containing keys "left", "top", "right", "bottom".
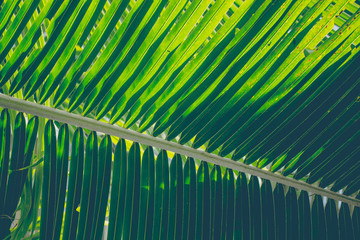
{"left": 0, "top": 0, "right": 360, "bottom": 239}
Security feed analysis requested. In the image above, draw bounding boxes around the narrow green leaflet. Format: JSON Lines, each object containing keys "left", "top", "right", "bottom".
{"left": 339, "top": 202, "right": 355, "bottom": 240}
{"left": 195, "top": 161, "right": 210, "bottom": 240}
{"left": 0, "top": 109, "right": 11, "bottom": 239}
{"left": 353, "top": 194, "right": 360, "bottom": 240}
{"left": 182, "top": 157, "right": 196, "bottom": 240}
{"left": 210, "top": 165, "right": 222, "bottom": 240}
{"left": 261, "top": 179, "right": 275, "bottom": 240}
{"left": 221, "top": 169, "right": 235, "bottom": 239}
{"left": 123, "top": 142, "right": 141, "bottom": 240}
{"left": 298, "top": 191, "right": 311, "bottom": 240}
{"left": 249, "top": 176, "right": 261, "bottom": 240}
{"left": 52, "top": 124, "right": 69, "bottom": 240}
{"left": 167, "top": 154, "right": 184, "bottom": 240}
{"left": 137, "top": 146, "right": 155, "bottom": 240}
{"left": 285, "top": 51, "right": 360, "bottom": 178}
{"left": 62, "top": 128, "right": 84, "bottom": 240}
{"left": 286, "top": 187, "right": 298, "bottom": 240}
{"left": 325, "top": 199, "right": 339, "bottom": 240}
{"left": 311, "top": 195, "right": 327, "bottom": 240}
{"left": 234, "top": 172, "right": 250, "bottom": 240}
{"left": 81, "top": 0, "right": 175, "bottom": 116}
{"left": 40, "top": 120, "right": 57, "bottom": 240}
{"left": 273, "top": 184, "right": 285, "bottom": 240}
{"left": 30, "top": 162, "right": 43, "bottom": 236}
{"left": 152, "top": 150, "right": 169, "bottom": 240}
{"left": 77, "top": 131, "right": 98, "bottom": 240}
{"left": 107, "top": 139, "right": 127, "bottom": 240}
{"left": 90, "top": 135, "right": 112, "bottom": 240}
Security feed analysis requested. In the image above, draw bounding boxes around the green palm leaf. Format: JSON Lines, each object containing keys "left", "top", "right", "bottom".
{"left": 1, "top": 0, "right": 360, "bottom": 239}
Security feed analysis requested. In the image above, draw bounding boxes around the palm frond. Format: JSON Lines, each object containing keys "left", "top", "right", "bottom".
{"left": 1, "top": 0, "right": 360, "bottom": 238}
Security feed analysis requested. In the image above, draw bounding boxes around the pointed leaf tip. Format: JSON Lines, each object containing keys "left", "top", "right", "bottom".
{"left": 304, "top": 48, "right": 315, "bottom": 57}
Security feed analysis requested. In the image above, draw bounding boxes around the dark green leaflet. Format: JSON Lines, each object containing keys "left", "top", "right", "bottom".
{"left": 325, "top": 199, "right": 339, "bottom": 240}
{"left": 91, "top": 135, "right": 112, "bottom": 240}
{"left": 53, "top": 124, "right": 69, "bottom": 240}
{"left": 343, "top": 176, "right": 360, "bottom": 196}
{"left": 137, "top": 146, "right": 155, "bottom": 240}
{"left": 273, "top": 184, "right": 285, "bottom": 240}
{"left": 182, "top": 157, "right": 196, "bottom": 240}
{"left": 167, "top": 154, "right": 184, "bottom": 240}
{"left": 152, "top": 150, "right": 169, "bottom": 240}
{"left": 62, "top": 128, "right": 84, "bottom": 240}
{"left": 23, "top": 0, "right": 106, "bottom": 99}
{"left": 77, "top": 131, "right": 98, "bottom": 240}
{"left": 311, "top": 195, "right": 327, "bottom": 240}
{"left": 221, "top": 167, "right": 229, "bottom": 240}
{"left": 249, "top": 176, "right": 261, "bottom": 240}
{"left": 195, "top": 161, "right": 210, "bottom": 240}
{"left": 221, "top": 169, "right": 235, "bottom": 240}
{"left": 121, "top": 141, "right": 140, "bottom": 240}
{"left": 0, "top": 109, "right": 11, "bottom": 239}
{"left": 225, "top": 11, "right": 360, "bottom": 160}
{"left": 286, "top": 187, "right": 298, "bottom": 240}
{"left": 107, "top": 139, "right": 127, "bottom": 240}
{"left": 234, "top": 172, "right": 250, "bottom": 240}
{"left": 31, "top": 162, "right": 43, "bottom": 236}
{"left": 40, "top": 120, "right": 57, "bottom": 240}
{"left": 261, "top": 179, "right": 275, "bottom": 240}
{"left": 353, "top": 194, "right": 360, "bottom": 240}
{"left": 210, "top": 165, "right": 222, "bottom": 240}
{"left": 129, "top": 143, "right": 142, "bottom": 240}
{"left": 339, "top": 203, "right": 355, "bottom": 240}
{"left": 298, "top": 191, "right": 311, "bottom": 240}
